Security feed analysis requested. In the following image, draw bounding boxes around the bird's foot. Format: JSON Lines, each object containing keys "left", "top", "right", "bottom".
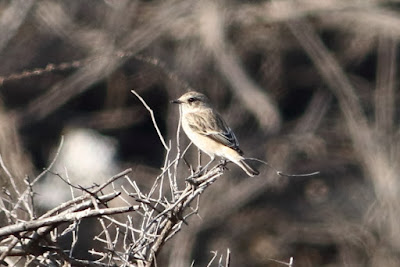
{"left": 217, "top": 159, "right": 229, "bottom": 171}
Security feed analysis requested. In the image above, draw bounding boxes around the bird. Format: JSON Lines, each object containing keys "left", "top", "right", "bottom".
{"left": 172, "top": 91, "right": 259, "bottom": 177}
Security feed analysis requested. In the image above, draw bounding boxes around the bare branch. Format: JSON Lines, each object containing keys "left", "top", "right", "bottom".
{"left": 0, "top": 205, "right": 138, "bottom": 238}
{"left": 131, "top": 90, "right": 170, "bottom": 151}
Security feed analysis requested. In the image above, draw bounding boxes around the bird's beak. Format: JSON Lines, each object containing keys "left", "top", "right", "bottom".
{"left": 171, "top": 99, "right": 182, "bottom": 104}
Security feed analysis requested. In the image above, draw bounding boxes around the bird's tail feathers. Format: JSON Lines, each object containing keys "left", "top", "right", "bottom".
{"left": 238, "top": 159, "right": 259, "bottom": 177}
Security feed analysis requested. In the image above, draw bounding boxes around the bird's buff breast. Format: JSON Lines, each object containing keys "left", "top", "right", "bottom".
{"left": 181, "top": 119, "right": 240, "bottom": 160}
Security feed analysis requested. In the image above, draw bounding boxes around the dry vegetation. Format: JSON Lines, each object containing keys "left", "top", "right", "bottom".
{"left": 0, "top": 0, "right": 399, "bottom": 266}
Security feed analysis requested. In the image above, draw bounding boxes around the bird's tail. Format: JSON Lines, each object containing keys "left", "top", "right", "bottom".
{"left": 237, "top": 159, "right": 259, "bottom": 177}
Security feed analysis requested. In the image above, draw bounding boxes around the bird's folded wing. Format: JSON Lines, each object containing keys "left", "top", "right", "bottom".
{"left": 186, "top": 111, "right": 243, "bottom": 154}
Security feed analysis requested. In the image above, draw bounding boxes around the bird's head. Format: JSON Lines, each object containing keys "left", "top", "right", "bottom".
{"left": 171, "top": 91, "right": 211, "bottom": 112}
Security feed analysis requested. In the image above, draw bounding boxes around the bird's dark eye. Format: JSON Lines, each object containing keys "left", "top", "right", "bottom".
{"left": 188, "top": 97, "right": 196, "bottom": 103}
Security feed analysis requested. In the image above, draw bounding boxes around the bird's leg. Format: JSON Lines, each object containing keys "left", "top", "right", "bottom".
{"left": 186, "top": 155, "right": 215, "bottom": 184}
{"left": 201, "top": 156, "right": 215, "bottom": 173}
{"left": 218, "top": 158, "right": 229, "bottom": 171}
{"left": 219, "top": 159, "right": 227, "bottom": 165}
{"left": 186, "top": 156, "right": 215, "bottom": 184}
{"left": 194, "top": 156, "right": 215, "bottom": 176}
{"left": 196, "top": 149, "right": 202, "bottom": 172}
{"left": 182, "top": 157, "right": 195, "bottom": 174}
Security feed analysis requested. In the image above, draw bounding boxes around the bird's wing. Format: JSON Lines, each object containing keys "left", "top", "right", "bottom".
{"left": 186, "top": 110, "right": 243, "bottom": 155}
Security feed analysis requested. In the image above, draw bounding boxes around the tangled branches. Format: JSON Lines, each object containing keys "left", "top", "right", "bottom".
{"left": 0, "top": 90, "right": 232, "bottom": 266}
{"left": 0, "top": 144, "right": 229, "bottom": 266}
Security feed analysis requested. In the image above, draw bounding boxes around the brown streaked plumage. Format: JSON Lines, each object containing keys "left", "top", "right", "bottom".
{"left": 172, "top": 91, "right": 259, "bottom": 177}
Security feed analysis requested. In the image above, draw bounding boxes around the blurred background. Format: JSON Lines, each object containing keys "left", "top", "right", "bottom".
{"left": 0, "top": 0, "right": 399, "bottom": 266}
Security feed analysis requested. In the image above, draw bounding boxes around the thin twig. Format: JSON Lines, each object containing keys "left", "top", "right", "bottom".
{"left": 267, "top": 257, "right": 294, "bottom": 266}
{"left": 206, "top": 251, "right": 218, "bottom": 267}
{"left": 10, "top": 136, "right": 65, "bottom": 217}
{"left": 0, "top": 154, "right": 21, "bottom": 197}
{"left": 69, "top": 220, "right": 80, "bottom": 257}
{"left": 131, "top": 90, "right": 169, "bottom": 151}
{"left": 225, "top": 248, "right": 231, "bottom": 267}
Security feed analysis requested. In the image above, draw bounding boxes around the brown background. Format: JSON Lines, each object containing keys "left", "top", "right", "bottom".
{"left": 0, "top": 1, "right": 399, "bottom": 266}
